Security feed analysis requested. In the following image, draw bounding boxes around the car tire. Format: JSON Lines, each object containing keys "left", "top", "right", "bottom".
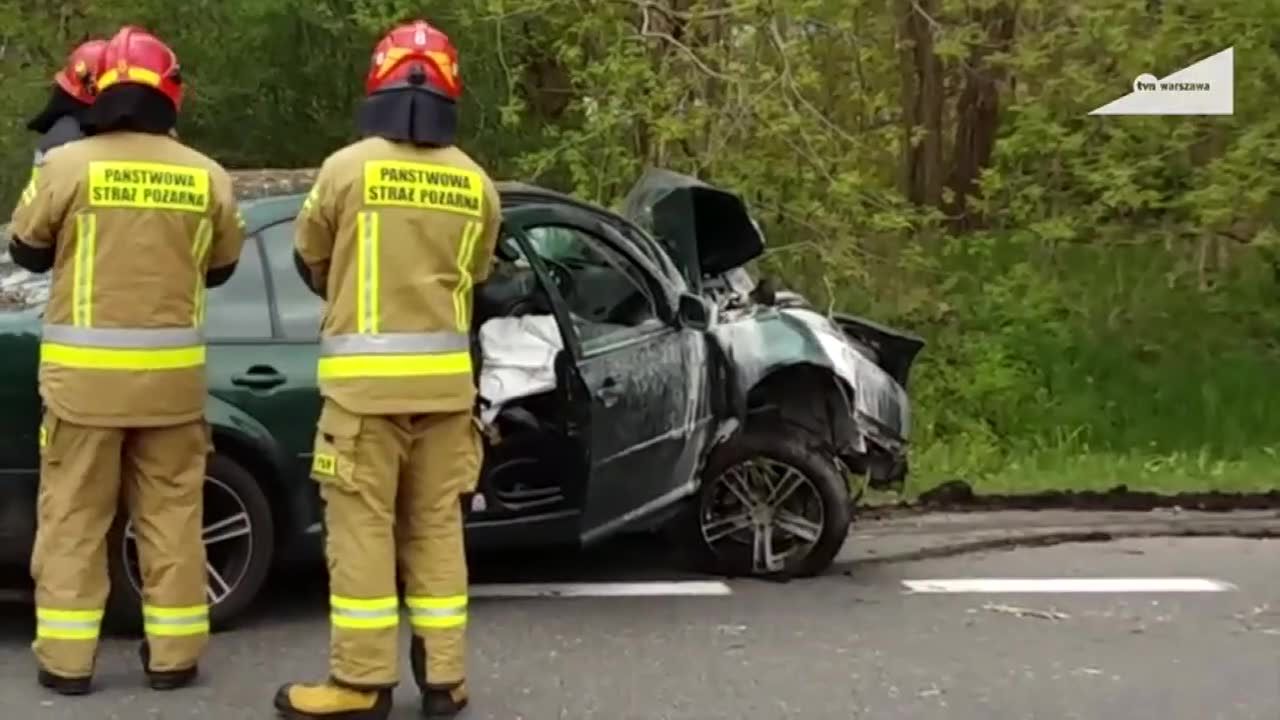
{"left": 104, "top": 453, "right": 275, "bottom": 635}
{"left": 683, "top": 423, "right": 852, "bottom": 579}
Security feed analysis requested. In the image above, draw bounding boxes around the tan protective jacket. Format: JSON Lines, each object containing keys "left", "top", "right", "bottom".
{"left": 9, "top": 131, "right": 244, "bottom": 427}
{"left": 295, "top": 137, "right": 501, "bottom": 415}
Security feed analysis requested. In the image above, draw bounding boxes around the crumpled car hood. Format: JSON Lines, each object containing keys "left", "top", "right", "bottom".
{"left": 620, "top": 168, "right": 765, "bottom": 282}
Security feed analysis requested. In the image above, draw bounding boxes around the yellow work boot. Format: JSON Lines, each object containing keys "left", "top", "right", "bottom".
{"left": 273, "top": 682, "right": 392, "bottom": 720}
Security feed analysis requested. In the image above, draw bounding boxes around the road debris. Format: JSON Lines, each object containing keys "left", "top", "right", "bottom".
{"left": 1233, "top": 603, "right": 1278, "bottom": 633}
{"left": 917, "top": 685, "right": 944, "bottom": 698}
{"left": 980, "top": 603, "right": 1071, "bottom": 621}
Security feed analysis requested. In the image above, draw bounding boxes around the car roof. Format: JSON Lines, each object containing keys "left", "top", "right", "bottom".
{"left": 229, "top": 169, "right": 683, "bottom": 290}
{"left": 230, "top": 169, "right": 636, "bottom": 229}
{"left": 230, "top": 168, "right": 570, "bottom": 200}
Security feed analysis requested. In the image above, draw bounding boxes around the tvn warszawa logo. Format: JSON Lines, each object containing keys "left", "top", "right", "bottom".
{"left": 1089, "top": 47, "right": 1233, "bottom": 115}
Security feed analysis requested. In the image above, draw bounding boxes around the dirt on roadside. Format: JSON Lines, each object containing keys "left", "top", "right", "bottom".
{"left": 885, "top": 479, "right": 1280, "bottom": 516}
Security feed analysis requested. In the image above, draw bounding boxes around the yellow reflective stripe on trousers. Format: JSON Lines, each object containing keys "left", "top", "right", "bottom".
{"left": 143, "top": 604, "right": 209, "bottom": 637}
{"left": 192, "top": 218, "right": 213, "bottom": 325}
{"left": 356, "top": 211, "right": 381, "bottom": 334}
{"left": 36, "top": 607, "right": 103, "bottom": 641}
{"left": 405, "top": 595, "right": 467, "bottom": 630}
{"left": 452, "top": 221, "right": 481, "bottom": 331}
{"left": 72, "top": 212, "right": 97, "bottom": 327}
{"left": 331, "top": 595, "right": 399, "bottom": 630}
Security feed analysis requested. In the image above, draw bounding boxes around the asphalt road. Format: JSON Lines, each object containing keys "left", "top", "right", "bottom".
{"left": 0, "top": 536, "right": 1277, "bottom": 719}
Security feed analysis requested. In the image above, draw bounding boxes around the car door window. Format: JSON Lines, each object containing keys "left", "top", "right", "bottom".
{"left": 258, "top": 220, "right": 323, "bottom": 339}
{"left": 205, "top": 234, "right": 272, "bottom": 340}
{"left": 521, "top": 224, "right": 661, "bottom": 348}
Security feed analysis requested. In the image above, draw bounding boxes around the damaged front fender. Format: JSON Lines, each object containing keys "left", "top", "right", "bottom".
{"left": 708, "top": 305, "right": 915, "bottom": 464}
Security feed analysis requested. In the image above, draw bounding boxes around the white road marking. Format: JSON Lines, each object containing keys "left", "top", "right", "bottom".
{"left": 0, "top": 582, "right": 732, "bottom": 609}
{"left": 470, "top": 581, "right": 733, "bottom": 598}
{"left": 902, "top": 577, "right": 1238, "bottom": 593}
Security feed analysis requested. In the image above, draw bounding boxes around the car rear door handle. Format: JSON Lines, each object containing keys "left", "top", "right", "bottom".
{"left": 595, "top": 376, "right": 623, "bottom": 407}
{"left": 232, "top": 365, "right": 286, "bottom": 390}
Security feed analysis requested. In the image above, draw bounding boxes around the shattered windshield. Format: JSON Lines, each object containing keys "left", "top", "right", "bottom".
{"left": 526, "top": 226, "right": 591, "bottom": 263}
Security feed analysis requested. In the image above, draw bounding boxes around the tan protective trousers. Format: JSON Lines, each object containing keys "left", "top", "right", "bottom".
{"left": 311, "top": 400, "right": 480, "bottom": 690}
{"left": 32, "top": 411, "right": 210, "bottom": 679}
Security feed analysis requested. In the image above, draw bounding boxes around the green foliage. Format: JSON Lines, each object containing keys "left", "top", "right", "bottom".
{"left": 1, "top": 0, "right": 1276, "bottom": 492}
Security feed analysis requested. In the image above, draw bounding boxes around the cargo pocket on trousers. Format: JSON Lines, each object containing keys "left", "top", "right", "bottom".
{"left": 312, "top": 404, "right": 362, "bottom": 494}
{"left": 38, "top": 412, "right": 63, "bottom": 467}
{"left": 463, "top": 416, "right": 485, "bottom": 494}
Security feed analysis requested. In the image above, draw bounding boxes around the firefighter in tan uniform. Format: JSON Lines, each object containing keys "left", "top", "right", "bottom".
{"left": 27, "top": 39, "right": 106, "bottom": 167}
{"left": 275, "top": 19, "right": 499, "bottom": 720}
{"left": 7, "top": 26, "right": 245, "bottom": 696}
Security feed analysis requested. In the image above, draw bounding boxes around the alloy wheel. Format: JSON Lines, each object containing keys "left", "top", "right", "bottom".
{"left": 699, "top": 458, "right": 827, "bottom": 574}
{"left": 121, "top": 476, "right": 255, "bottom": 608}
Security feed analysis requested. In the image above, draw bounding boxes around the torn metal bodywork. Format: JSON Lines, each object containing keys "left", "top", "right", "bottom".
{"left": 705, "top": 298, "right": 919, "bottom": 487}
{"left": 618, "top": 168, "right": 924, "bottom": 490}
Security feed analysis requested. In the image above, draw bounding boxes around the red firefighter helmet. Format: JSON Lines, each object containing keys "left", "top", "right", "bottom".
{"left": 54, "top": 39, "right": 107, "bottom": 104}
{"left": 365, "top": 20, "right": 462, "bottom": 101}
{"left": 95, "top": 26, "right": 184, "bottom": 109}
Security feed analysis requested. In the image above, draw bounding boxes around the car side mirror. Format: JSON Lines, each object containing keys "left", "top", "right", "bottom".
{"left": 677, "top": 292, "right": 713, "bottom": 331}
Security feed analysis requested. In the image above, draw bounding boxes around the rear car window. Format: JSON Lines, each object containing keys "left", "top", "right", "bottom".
{"left": 259, "top": 220, "right": 323, "bottom": 340}
{"left": 205, "top": 234, "right": 272, "bottom": 340}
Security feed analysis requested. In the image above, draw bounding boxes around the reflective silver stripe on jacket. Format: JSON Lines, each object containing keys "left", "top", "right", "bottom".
{"left": 320, "top": 332, "right": 470, "bottom": 356}
{"left": 42, "top": 325, "right": 204, "bottom": 348}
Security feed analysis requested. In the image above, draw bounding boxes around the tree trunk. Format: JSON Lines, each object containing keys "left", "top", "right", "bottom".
{"left": 897, "top": 0, "right": 945, "bottom": 208}
{"left": 518, "top": 18, "right": 573, "bottom": 121}
{"left": 945, "top": 2, "right": 1017, "bottom": 231}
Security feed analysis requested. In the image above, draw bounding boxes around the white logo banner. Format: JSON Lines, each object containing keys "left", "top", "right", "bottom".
{"left": 1089, "top": 47, "right": 1233, "bottom": 116}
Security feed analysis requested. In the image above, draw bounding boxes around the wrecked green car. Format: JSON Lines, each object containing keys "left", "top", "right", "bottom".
{"left": 0, "top": 168, "right": 922, "bottom": 629}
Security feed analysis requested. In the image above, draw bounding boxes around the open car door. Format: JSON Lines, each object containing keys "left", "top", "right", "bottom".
{"left": 499, "top": 204, "right": 715, "bottom": 544}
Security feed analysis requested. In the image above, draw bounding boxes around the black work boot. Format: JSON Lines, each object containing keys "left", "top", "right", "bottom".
{"left": 422, "top": 684, "right": 469, "bottom": 718}
{"left": 139, "top": 641, "right": 198, "bottom": 690}
{"left": 37, "top": 668, "right": 92, "bottom": 696}
{"left": 411, "top": 637, "right": 469, "bottom": 718}
{"left": 410, "top": 636, "right": 429, "bottom": 694}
